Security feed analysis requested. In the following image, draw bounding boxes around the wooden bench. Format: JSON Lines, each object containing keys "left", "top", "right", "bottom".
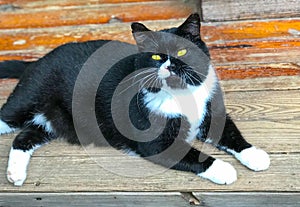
{"left": 0, "top": 0, "right": 299, "bottom": 206}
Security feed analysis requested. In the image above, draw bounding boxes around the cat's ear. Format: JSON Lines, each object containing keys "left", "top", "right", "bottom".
{"left": 178, "top": 13, "right": 201, "bottom": 38}
{"left": 131, "top": 23, "right": 155, "bottom": 51}
{"left": 131, "top": 23, "right": 152, "bottom": 44}
{"left": 131, "top": 22, "right": 151, "bottom": 33}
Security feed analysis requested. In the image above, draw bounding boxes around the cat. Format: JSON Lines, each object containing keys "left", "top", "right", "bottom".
{"left": 0, "top": 13, "right": 270, "bottom": 186}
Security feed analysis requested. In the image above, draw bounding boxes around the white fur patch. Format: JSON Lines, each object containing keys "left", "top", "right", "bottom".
{"left": 198, "top": 159, "right": 237, "bottom": 185}
{"left": 0, "top": 119, "right": 16, "bottom": 135}
{"left": 7, "top": 148, "right": 35, "bottom": 186}
{"left": 32, "top": 113, "right": 53, "bottom": 133}
{"left": 230, "top": 146, "right": 270, "bottom": 171}
{"left": 158, "top": 59, "right": 171, "bottom": 79}
{"left": 144, "top": 65, "right": 217, "bottom": 142}
{"left": 123, "top": 148, "right": 140, "bottom": 157}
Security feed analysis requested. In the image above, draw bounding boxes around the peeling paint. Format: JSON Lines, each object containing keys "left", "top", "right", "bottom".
{"left": 13, "top": 40, "right": 26, "bottom": 45}
{"left": 288, "top": 29, "right": 300, "bottom": 36}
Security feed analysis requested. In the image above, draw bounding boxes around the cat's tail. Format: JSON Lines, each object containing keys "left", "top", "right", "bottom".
{"left": 0, "top": 60, "right": 32, "bottom": 79}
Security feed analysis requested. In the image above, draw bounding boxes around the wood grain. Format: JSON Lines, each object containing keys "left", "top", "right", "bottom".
{"left": 1, "top": 19, "right": 299, "bottom": 52}
{"left": 221, "top": 76, "right": 300, "bottom": 92}
{"left": 0, "top": 0, "right": 165, "bottom": 8}
{"left": 0, "top": 192, "right": 299, "bottom": 207}
{"left": 0, "top": 0, "right": 198, "bottom": 29}
{"left": 216, "top": 63, "right": 300, "bottom": 80}
{"left": 201, "top": 0, "right": 300, "bottom": 21}
{"left": 194, "top": 192, "right": 300, "bottom": 207}
{"left": 0, "top": 192, "right": 190, "bottom": 207}
{"left": 1, "top": 18, "right": 299, "bottom": 80}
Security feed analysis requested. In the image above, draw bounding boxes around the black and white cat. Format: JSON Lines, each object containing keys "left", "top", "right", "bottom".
{"left": 0, "top": 13, "right": 270, "bottom": 186}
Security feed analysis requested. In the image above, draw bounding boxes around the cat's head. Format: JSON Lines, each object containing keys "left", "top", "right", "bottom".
{"left": 131, "top": 13, "right": 211, "bottom": 90}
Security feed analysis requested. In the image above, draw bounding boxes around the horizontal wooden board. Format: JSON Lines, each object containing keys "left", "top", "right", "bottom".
{"left": 221, "top": 76, "right": 300, "bottom": 92}
{"left": 0, "top": 192, "right": 299, "bottom": 207}
{"left": 0, "top": 0, "right": 199, "bottom": 29}
{"left": 216, "top": 63, "right": 300, "bottom": 80}
{"left": 194, "top": 192, "right": 300, "bottom": 207}
{"left": 2, "top": 19, "right": 299, "bottom": 52}
{"left": 0, "top": 192, "right": 190, "bottom": 207}
{"left": 225, "top": 90, "right": 300, "bottom": 121}
{"left": 201, "top": 0, "right": 300, "bottom": 21}
{"left": 0, "top": 0, "right": 166, "bottom": 8}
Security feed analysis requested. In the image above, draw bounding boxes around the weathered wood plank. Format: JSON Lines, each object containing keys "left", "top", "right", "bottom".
{"left": 201, "top": 0, "right": 300, "bottom": 21}
{"left": 224, "top": 90, "right": 300, "bottom": 121}
{"left": 0, "top": 1, "right": 199, "bottom": 29}
{"left": 216, "top": 63, "right": 300, "bottom": 80}
{"left": 221, "top": 76, "right": 300, "bottom": 92}
{"left": 2, "top": 19, "right": 299, "bottom": 52}
{"left": 194, "top": 192, "right": 300, "bottom": 207}
{"left": 0, "top": 192, "right": 299, "bottom": 207}
{"left": 0, "top": 0, "right": 166, "bottom": 8}
{"left": 0, "top": 192, "right": 190, "bottom": 207}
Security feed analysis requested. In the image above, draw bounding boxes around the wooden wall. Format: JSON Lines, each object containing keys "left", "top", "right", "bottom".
{"left": 0, "top": 0, "right": 299, "bottom": 80}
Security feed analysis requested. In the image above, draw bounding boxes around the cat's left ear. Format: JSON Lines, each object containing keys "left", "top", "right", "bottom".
{"left": 178, "top": 13, "right": 201, "bottom": 38}
{"left": 131, "top": 22, "right": 151, "bottom": 43}
{"left": 131, "top": 22, "right": 155, "bottom": 51}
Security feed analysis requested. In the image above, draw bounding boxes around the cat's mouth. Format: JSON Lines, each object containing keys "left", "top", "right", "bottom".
{"left": 157, "top": 69, "right": 188, "bottom": 89}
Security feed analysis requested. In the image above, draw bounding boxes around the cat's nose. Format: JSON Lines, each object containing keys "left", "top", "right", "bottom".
{"left": 166, "top": 63, "right": 176, "bottom": 71}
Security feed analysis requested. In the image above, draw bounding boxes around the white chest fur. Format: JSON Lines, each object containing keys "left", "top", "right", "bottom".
{"left": 143, "top": 65, "right": 217, "bottom": 142}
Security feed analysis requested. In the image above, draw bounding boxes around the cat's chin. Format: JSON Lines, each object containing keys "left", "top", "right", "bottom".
{"left": 163, "top": 76, "right": 188, "bottom": 89}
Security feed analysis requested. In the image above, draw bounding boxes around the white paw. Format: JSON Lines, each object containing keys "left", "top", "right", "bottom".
{"left": 0, "top": 119, "right": 16, "bottom": 135}
{"left": 198, "top": 159, "right": 237, "bottom": 185}
{"left": 7, "top": 167, "right": 27, "bottom": 186}
{"left": 7, "top": 148, "right": 32, "bottom": 186}
{"left": 235, "top": 147, "right": 270, "bottom": 171}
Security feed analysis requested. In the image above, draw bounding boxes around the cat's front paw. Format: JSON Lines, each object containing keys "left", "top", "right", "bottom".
{"left": 235, "top": 146, "right": 270, "bottom": 171}
{"left": 7, "top": 149, "right": 31, "bottom": 186}
{"left": 198, "top": 159, "right": 237, "bottom": 185}
{"left": 7, "top": 168, "right": 27, "bottom": 186}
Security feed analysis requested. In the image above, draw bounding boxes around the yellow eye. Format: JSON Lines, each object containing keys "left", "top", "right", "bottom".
{"left": 177, "top": 49, "right": 187, "bottom": 57}
{"left": 152, "top": 54, "right": 162, "bottom": 61}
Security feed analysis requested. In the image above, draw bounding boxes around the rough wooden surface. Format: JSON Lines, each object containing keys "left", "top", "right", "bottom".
{"left": 1, "top": 192, "right": 299, "bottom": 207}
{"left": 201, "top": 0, "right": 300, "bottom": 21}
{"left": 194, "top": 192, "right": 300, "bottom": 207}
{"left": 0, "top": 0, "right": 199, "bottom": 29}
{"left": 0, "top": 76, "right": 299, "bottom": 193}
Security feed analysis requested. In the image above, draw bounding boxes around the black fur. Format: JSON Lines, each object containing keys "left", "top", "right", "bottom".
{"left": 0, "top": 60, "right": 31, "bottom": 78}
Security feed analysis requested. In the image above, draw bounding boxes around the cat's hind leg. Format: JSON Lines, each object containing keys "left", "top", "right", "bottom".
{"left": 7, "top": 124, "right": 56, "bottom": 186}
{"left": 216, "top": 116, "right": 270, "bottom": 171}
